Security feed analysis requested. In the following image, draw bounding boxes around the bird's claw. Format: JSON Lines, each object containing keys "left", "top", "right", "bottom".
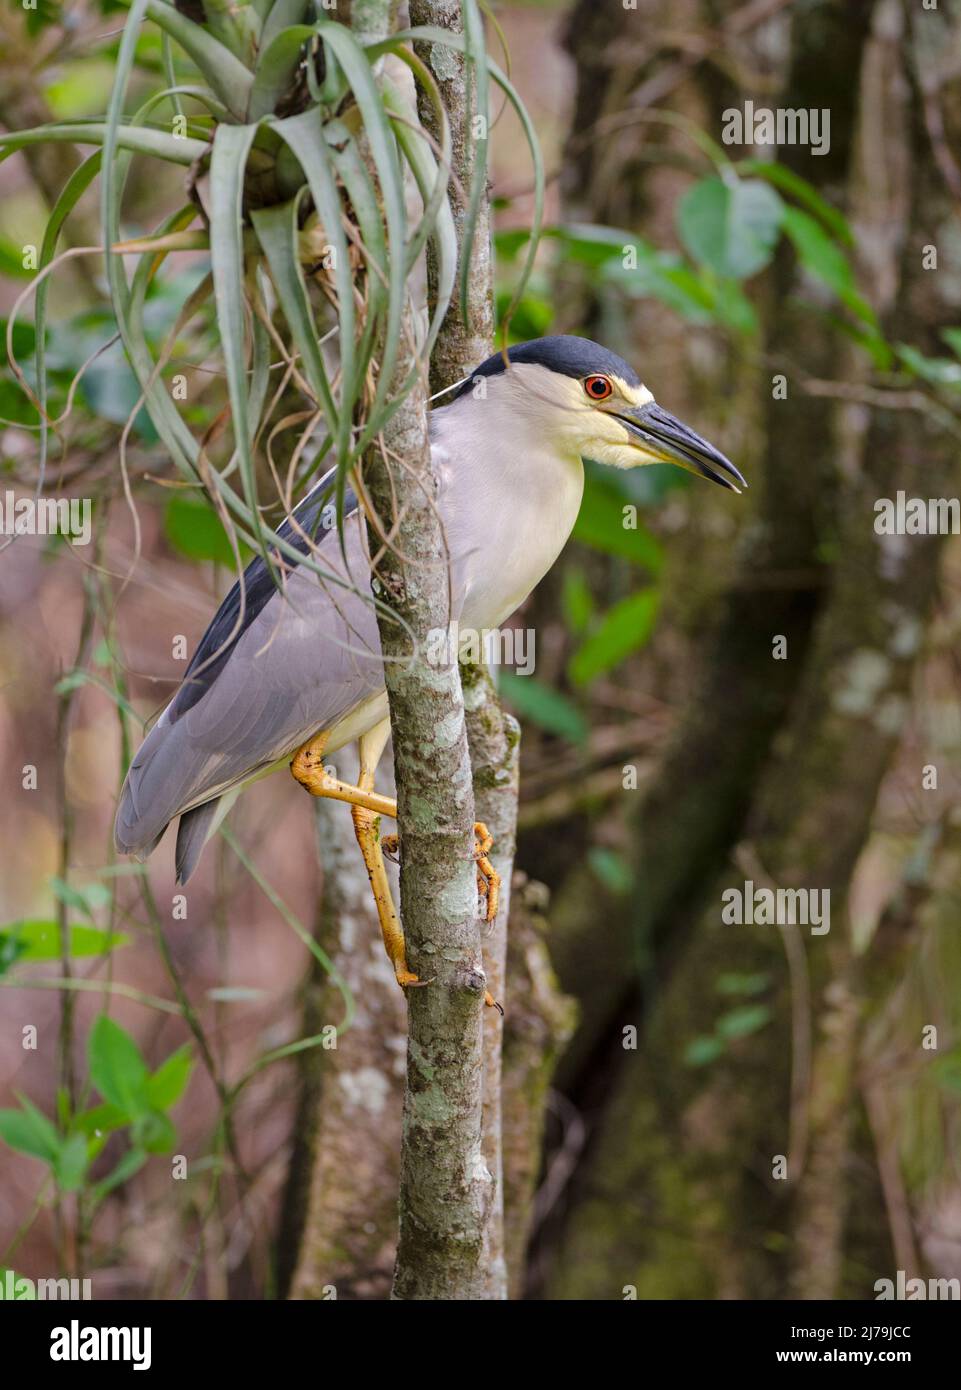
{"left": 485, "top": 991, "right": 504, "bottom": 1016}
{"left": 395, "top": 967, "right": 433, "bottom": 990}
{"left": 379, "top": 824, "right": 499, "bottom": 925}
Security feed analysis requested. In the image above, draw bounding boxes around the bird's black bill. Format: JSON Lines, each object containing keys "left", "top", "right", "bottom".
{"left": 616, "top": 402, "right": 747, "bottom": 492}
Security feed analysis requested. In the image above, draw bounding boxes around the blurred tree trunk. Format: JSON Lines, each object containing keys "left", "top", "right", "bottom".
{"left": 279, "top": 783, "right": 405, "bottom": 1300}
{"left": 533, "top": 0, "right": 960, "bottom": 1299}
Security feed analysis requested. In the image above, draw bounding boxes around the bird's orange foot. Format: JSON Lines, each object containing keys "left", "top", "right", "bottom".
{"left": 485, "top": 991, "right": 504, "bottom": 1016}
{"left": 382, "top": 826, "right": 499, "bottom": 924}
{"left": 474, "top": 822, "right": 500, "bottom": 925}
{"left": 395, "top": 966, "right": 432, "bottom": 990}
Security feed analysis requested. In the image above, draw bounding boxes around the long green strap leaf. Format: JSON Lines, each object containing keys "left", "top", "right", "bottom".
{"left": 250, "top": 197, "right": 339, "bottom": 426}
{"left": 270, "top": 107, "right": 356, "bottom": 512}
{"left": 316, "top": 20, "right": 408, "bottom": 457}
{"left": 378, "top": 25, "right": 545, "bottom": 326}
{"left": 383, "top": 91, "right": 456, "bottom": 357}
{"left": 328, "top": 126, "right": 388, "bottom": 397}
{"left": 139, "top": 0, "right": 254, "bottom": 119}
{"left": 209, "top": 122, "right": 275, "bottom": 568}
{"left": 248, "top": 24, "right": 315, "bottom": 122}
{"left": 37, "top": 151, "right": 104, "bottom": 465}
{"left": 0, "top": 123, "right": 208, "bottom": 166}
{"left": 379, "top": 47, "right": 452, "bottom": 277}
{"left": 259, "top": 0, "right": 311, "bottom": 54}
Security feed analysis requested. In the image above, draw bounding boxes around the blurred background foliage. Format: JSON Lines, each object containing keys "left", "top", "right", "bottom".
{"left": 1, "top": 0, "right": 961, "bottom": 1299}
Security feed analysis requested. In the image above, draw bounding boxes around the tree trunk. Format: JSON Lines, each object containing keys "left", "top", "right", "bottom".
{"left": 353, "top": 1, "right": 495, "bottom": 1299}
{"left": 280, "top": 787, "right": 406, "bottom": 1300}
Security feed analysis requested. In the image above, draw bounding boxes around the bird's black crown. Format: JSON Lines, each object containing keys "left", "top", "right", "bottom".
{"left": 451, "top": 335, "right": 640, "bottom": 400}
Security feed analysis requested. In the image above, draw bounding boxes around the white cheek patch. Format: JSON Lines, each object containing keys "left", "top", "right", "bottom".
{"left": 619, "top": 379, "right": 654, "bottom": 407}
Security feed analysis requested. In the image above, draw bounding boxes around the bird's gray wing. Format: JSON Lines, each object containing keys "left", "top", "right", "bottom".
{"left": 115, "top": 484, "right": 386, "bottom": 868}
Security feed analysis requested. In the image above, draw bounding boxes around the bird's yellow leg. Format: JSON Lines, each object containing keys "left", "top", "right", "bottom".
{"left": 291, "top": 723, "right": 421, "bottom": 990}
{"left": 350, "top": 801, "right": 424, "bottom": 990}
{"left": 290, "top": 733, "right": 396, "bottom": 818}
{"left": 290, "top": 722, "right": 501, "bottom": 1006}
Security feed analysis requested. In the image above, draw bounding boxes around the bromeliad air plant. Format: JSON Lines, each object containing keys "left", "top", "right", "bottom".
{"left": 2, "top": 0, "right": 543, "bottom": 573}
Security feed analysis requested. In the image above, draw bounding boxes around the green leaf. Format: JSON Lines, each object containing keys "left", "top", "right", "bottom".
{"left": 493, "top": 227, "right": 533, "bottom": 260}
{"left": 386, "top": 24, "right": 544, "bottom": 328}
{"left": 569, "top": 588, "right": 660, "bottom": 687}
{"left": 132, "top": 1109, "right": 176, "bottom": 1154}
{"left": 715, "top": 971, "right": 770, "bottom": 997}
{"left": 941, "top": 327, "right": 961, "bottom": 360}
{"left": 678, "top": 176, "right": 784, "bottom": 280}
{"left": 34, "top": 153, "right": 104, "bottom": 502}
{"left": 781, "top": 206, "right": 877, "bottom": 328}
{"left": 0, "top": 318, "right": 37, "bottom": 359}
{"left": 709, "top": 277, "right": 759, "bottom": 336}
{"left": 54, "top": 1132, "right": 90, "bottom": 1193}
{"left": 88, "top": 1015, "right": 150, "bottom": 1118}
{"left": 145, "top": 1045, "right": 194, "bottom": 1110}
{"left": 45, "top": 61, "right": 118, "bottom": 119}
{"left": 89, "top": 1147, "right": 148, "bottom": 1210}
{"left": 0, "top": 1268, "right": 36, "bottom": 1298}
{"left": 78, "top": 342, "right": 157, "bottom": 438}
{"left": 0, "top": 920, "right": 129, "bottom": 964}
{"left": 206, "top": 985, "right": 265, "bottom": 1001}
{"left": 296, "top": 26, "right": 399, "bottom": 457}
{"left": 573, "top": 480, "right": 663, "bottom": 572}
{"left": 53, "top": 670, "right": 142, "bottom": 724}
{"left": 26, "top": 0, "right": 60, "bottom": 35}
{"left": 0, "top": 234, "right": 35, "bottom": 282}
{"left": 493, "top": 287, "right": 553, "bottom": 340}
{"left": 141, "top": 0, "right": 254, "bottom": 120}
{"left": 561, "top": 568, "right": 595, "bottom": 635}
{"left": 330, "top": 118, "right": 392, "bottom": 381}
{"left": 0, "top": 933, "right": 27, "bottom": 978}
{"left": 550, "top": 222, "right": 632, "bottom": 268}
{"left": 0, "top": 1100, "right": 60, "bottom": 1163}
{"left": 259, "top": 0, "right": 310, "bottom": 54}
{"left": 209, "top": 122, "right": 273, "bottom": 567}
{"left": 250, "top": 196, "right": 338, "bottom": 428}
{"left": 49, "top": 877, "right": 112, "bottom": 919}
{"left": 587, "top": 847, "right": 634, "bottom": 896}
{"left": 497, "top": 672, "right": 587, "bottom": 744}
{"left": 164, "top": 494, "right": 250, "bottom": 567}
{"left": 737, "top": 160, "right": 853, "bottom": 245}
{"left": 247, "top": 24, "right": 314, "bottom": 122}
{"left": 684, "top": 1035, "right": 725, "bottom": 1067}
{"left": 931, "top": 1050, "right": 961, "bottom": 1097}
{"left": 0, "top": 122, "right": 208, "bottom": 167}
{"left": 895, "top": 344, "right": 961, "bottom": 388}
{"left": 76, "top": 1103, "right": 130, "bottom": 1139}
{"left": 716, "top": 1004, "right": 772, "bottom": 1040}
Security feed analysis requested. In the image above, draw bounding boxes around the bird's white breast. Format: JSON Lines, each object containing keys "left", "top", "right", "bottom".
{"left": 431, "top": 392, "right": 586, "bottom": 633}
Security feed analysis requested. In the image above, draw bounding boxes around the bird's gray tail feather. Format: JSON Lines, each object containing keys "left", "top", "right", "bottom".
{"left": 175, "top": 800, "right": 221, "bottom": 884}
{"left": 114, "top": 713, "right": 209, "bottom": 865}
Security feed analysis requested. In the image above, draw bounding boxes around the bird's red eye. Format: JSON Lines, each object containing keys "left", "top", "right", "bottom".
{"left": 584, "top": 374, "right": 613, "bottom": 401}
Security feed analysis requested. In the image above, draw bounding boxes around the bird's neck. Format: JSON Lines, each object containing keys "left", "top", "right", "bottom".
{"left": 431, "top": 396, "right": 585, "bottom": 629}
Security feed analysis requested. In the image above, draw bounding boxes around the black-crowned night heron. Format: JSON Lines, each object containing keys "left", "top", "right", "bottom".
{"left": 115, "top": 335, "right": 744, "bottom": 997}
